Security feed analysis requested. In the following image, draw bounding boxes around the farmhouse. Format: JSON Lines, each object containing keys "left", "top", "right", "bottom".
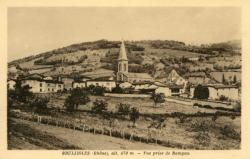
{"left": 86, "top": 80, "right": 116, "bottom": 91}
{"left": 190, "top": 84, "right": 239, "bottom": 101}
{"left": 116, "top": 40, "right": 153, "bottom": 83}
{"left": 186, "top": 72, "right": 216, "bottom": 85}
{"left": 21, "top": 74, "right": 64, "bottom": 93}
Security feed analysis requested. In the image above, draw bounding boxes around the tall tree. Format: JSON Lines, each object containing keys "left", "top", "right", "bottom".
{"left": 151, "top": 93, "right": 165, "bottom": 107}
{"left": 129, "top": 107, "right": 140, "bottom": 127}
{"left": 64, "top": 88, "right": 90, "bottom": 112}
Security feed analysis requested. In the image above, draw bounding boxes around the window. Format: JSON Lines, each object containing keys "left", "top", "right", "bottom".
{"left": 48, "top": 88, "right": 50, "bottom": 92}
{"left": 58, "top": 85, "right": 61, "bottom": 88}
{"left": 40, "top": 83, "right": 43, "bottom": 87}
{"left": 40, "top": 89, "right": 42, "bottom": 92}
{"left": 52, "top": 88, "right": 54, "bottom": 92}
{"left": 47, "top": 84, "right": 50, "bottom": 87}
{"left": 124, "top": 64, "right": 126, "bottom": 71}
{"left": 119, "top": 63, "right": 122, "bottom": 71}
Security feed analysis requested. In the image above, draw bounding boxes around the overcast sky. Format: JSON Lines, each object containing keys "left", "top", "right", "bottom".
{"left": 8, "top": 7, "right": 241, "bottom": 61}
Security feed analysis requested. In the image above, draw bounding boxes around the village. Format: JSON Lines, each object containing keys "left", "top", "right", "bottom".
{"left": 7, "top": 40, "right": 241, "bottom": 150}
{"left": 8, "top": 40, "right": 241, "bottom": 103}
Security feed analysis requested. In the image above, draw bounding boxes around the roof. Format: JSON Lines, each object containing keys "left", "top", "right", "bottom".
{"left": 186, "top": 72, "right": 206, "bottom": 77}
{"left": 126, "top": 73, "right": 153, "bottom": 79}
{"left": 118, "top": 40, "right": 128, "bottom": 61}
{"left": 206, "top": 84, "right": 238, "bottom": 89}
{"left": 132, "top": 81, "right": 153, "bottom": 85}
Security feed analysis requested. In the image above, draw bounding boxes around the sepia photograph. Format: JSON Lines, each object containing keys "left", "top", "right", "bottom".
{"left": 7, "top": 7, "right": 241, "bottom": 150}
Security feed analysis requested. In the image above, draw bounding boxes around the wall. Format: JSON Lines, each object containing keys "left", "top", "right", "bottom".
{"left": 155, "top": 87, "right": 171, "bottom": 97}
{"left": 87, "top": 81, "right": 116, "bottom": 91}
{"left": 104, "top": 93, "right": 150, "bottom": 98}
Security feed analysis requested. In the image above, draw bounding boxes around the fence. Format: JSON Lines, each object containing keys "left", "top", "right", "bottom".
{"left": 10, "top": 110, "right": 198, "bottom": 149}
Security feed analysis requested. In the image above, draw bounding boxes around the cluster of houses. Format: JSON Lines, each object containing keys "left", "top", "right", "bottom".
{"left": 8, "top": 40, "right": 241, "bottom": 102}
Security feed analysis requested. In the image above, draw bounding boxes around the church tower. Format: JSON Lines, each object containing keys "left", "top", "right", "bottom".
{"left": 117, "top": 40, "right": 128, "bottom": 82}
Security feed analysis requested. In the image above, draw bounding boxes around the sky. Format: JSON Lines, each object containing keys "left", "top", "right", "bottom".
{"left": 8, "top": 7, "right": 241, "bottom": 61}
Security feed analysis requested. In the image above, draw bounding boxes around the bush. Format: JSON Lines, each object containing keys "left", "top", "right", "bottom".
{"left": 111, "top": 85, "right": 124, "bottom": 94}
{"left": 233, "top": 101, "right": 241, "bottom": 112}
{"left": 129, "top": 107, "right": 140, "bottom": 127}
{"left": 117, "top": 103, "right": 131, "bottom": 116}
{"left": 220, "top": 125, "right": 241, "bottom": 141}
{"left": 92, "top": 86, "right": 106, "bottom": 96}
{"left": 92, "top": 99, "right": 108, "bottom": 114}
{"left": 195, "top": 131, "right": 211, "bottom": 147}
{"left": 219, "top": 95, "right": 228, "bottom": 101}
{"left": 29, "top": 97, "right": 49, "bottom": 114}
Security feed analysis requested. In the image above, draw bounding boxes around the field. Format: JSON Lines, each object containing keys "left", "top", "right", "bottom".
{"left": 8, "top": 93, "right": 240, "bottom": 150}
{"left": 47, "top": 94, "right": 225, "bottom": 114}
{"left": 8, "top": 118, "right": 168, "bottom": 150}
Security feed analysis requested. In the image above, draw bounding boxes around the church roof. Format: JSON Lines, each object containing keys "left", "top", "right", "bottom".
{"left": 118, "top": 40, "right": 128, "bottom": 61}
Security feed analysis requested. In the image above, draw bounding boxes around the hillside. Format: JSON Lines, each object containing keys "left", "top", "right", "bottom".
{"left": 8, "top": 39, "right": 241, "bottom": 79}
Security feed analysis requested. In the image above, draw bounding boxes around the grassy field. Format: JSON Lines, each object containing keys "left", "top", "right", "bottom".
{"left": 15, "top": 94, "right": 240, "bottom": 150}
{"left": 8, "top": 118, "right": 168, "bottom": 150}
{"left": 47, "top": 94, "right": 223, "bottom": 114}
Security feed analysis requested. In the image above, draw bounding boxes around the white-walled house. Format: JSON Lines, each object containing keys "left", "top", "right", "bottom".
{"left": 190, "top": 84, "right": 239, "bottom": 101}
{"left": 73, "top": 81, "right": 86, "bottom": 89}
{"left": 21, "top": 74, "right": 64, "bottom": 93}
{"left": 207, "top": 85, "right": 239, "bottom": 100}
{"left": 86, "top": 80, "right": 116, "bottom": 91}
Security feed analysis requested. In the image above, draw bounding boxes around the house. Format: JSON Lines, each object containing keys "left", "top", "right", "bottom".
{"left": 86, "top": 79, "right": 116, "bottom": 91}
{"left": 154, "top": 82, "right": 184, "bottom": 97}
{"left": 116, "top": 40, "right": 153, "bottom": 83}
{"left": 190, "top": 84, "right": 239, "bottom": 101}
{"left": 21, "top": 74, "right": 64, "bottom": 93}
{"left": 73, "top": 81, "right": 86, "bottom": 89}
{"left": 7, "top": 79, "right": 16, "bottom": 90}
{"left": 61, "top": 76, "right": 74, "bottom": 91}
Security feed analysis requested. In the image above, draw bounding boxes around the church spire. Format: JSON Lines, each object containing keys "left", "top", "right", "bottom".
{"left": 118, "top": 40, "right": 128, "bottom": 61}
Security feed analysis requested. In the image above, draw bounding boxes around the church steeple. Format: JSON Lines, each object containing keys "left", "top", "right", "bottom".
{"left": 117, "top": 40, "right": 128, "bottom": 82}
{"left": 118, "top": 40, "right": 128, "bottom": 61}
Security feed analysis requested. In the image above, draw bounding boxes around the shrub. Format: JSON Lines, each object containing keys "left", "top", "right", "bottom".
{"left": 190, "top": 120, "right": 210, "bottom": 132}
{"left": 92, "top": 86, "right": 106, "bottom": 96}
{"left": 117, "top": 103, "right": 131, "bottom": 116}
{"left": 220, "top": 125, "right": 241, "bottom": 141}
{"left": 219, "top": 95, "right": 228, "bottom": 101}
{"left": 129, "top": 107, "right": 140, "bottom": 127}
{"left": 92, "top": 99, "right": 108, "bottom": 114}
{"left": 195, "top": 131, "right": 211, "bottom": 147}
{"left": 29, "top": 97, "right": 49, "bottom": 114}
{"left": 233, "top": 101, "right": 241, "bottom": 112}
{"left": 111, "top": 85, "right": 124, "bottom": 94}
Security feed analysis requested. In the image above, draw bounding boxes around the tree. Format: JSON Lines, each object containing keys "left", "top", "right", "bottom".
{"left": 92, "top": 86, "right": 106, "bottom": 96}
{"left": 117, "top": 103, "right": 131, "bottom": 116}
{"left": 30, "top": 97, "right": 49, "bottom": 114}
{"left": 193, "top": 85, "right": 209, "bottom": 99}
{"left": 92, "top": 99, "right": 108, "bottom": 114}
{"left": 11, "top": 79, "right": 33, "bottom": 103}
{"left": 233, "top": 75, "right": 237, "bottom": 84}
{"left": 129, "top": 107, "right": 140, "bottom": 127}
{"left": 151, "top": 93, "right": 165, "bottom": 107}
{"left": 222, "top": 74, "right": 226, "bottom": 84}
{"left": 64, "top": 88, "right": 90, "bottom": 112}
{"left": 111, "top": 85, "right": 124, "bottom": 93}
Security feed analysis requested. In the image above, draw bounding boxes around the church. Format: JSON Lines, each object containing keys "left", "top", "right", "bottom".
{"left": 116, "top": 40, "right": 154, "bottom": 83}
